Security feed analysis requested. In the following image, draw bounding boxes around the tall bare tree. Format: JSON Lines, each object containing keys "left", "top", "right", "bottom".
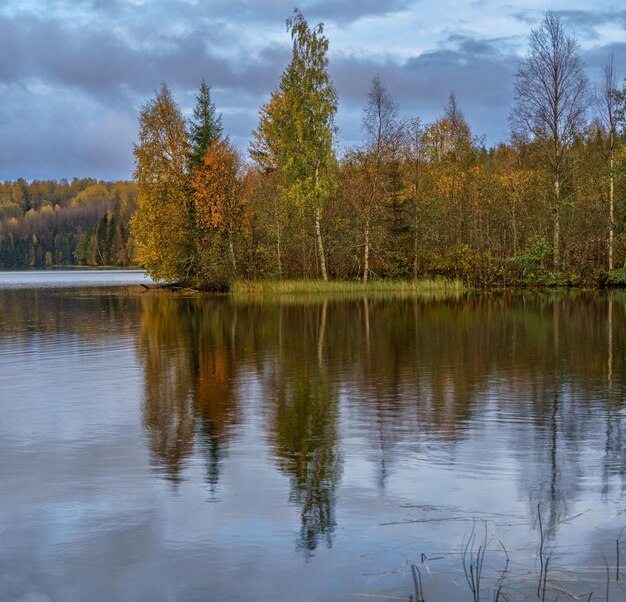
{"left": 403, "top": 116, "right": 428, "bottom": 278}
{"left": 359, "top": 74, "right": 401, "bottom": 282}
{"left": 598, "top": 54, "right": 618, "bottom": 271}
{"left": 512, "top": 11, "right": 589, "bottom": 269}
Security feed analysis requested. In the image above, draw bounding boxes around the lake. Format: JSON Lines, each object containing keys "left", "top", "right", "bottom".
{"left": 0, "top": 272, "right": 624, "bottom": 601}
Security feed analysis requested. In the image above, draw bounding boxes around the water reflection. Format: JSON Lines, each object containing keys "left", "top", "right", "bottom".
{"left": 138, "top": 297, "right": 240, "bottom": 488}
{"left": 134, "top": 291, "right": 626, "bottom": 553}
{"left": 3, "top": 285, "right": 625, "bottom": 600}
{"left": 137, "top": 298, "right": 341, "bottom": 551}
{"left": 263, "top": 302, "right": 341, "bottom": 553}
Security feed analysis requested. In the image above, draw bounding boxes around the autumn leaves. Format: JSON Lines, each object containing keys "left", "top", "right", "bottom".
{"left": 131, "top": 9, "right": 626, "bottom": 288}
{"left": 132, "top": 10, "right": 336, "bottom": 287}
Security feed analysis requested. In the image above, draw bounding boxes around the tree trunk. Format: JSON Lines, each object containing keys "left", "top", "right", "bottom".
{"left": 609, "top": 147, "right": 614, "bottom": 272}
{"left": 553, "top": 175, "right": 561, "bottom": 270}
{"left": 313, "top": 165, "right": 328, "bottom": 281}
{"left": 315, "top": 206, "right": 328, "bottom": 281}
{"left": 363, "top": 214, "right": 370, "bottom": 283}
{"left": 276, "top": 223, "right": 282, "bottom": 280}
{"left": 413, "top": 203, "right": 419, "bottom": 280}
{"left": 229, "top": 237, "right": 237, "bottom": 275}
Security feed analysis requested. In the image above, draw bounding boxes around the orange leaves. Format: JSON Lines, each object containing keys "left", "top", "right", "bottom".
{"left": 191, "top": 139, "right": 243, "bottom": 239}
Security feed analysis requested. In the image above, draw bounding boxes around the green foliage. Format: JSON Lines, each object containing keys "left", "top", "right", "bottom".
{"left": 507, "top": 235, "right": 550, "bottom": 273}
{"left": 188, "top": 78, "right": 223, "bottom": 169}
{"left": 191, "top": 232, "right": 232, "bottom": 290}
{"left": 606, "top": 266, "right": 626, "bottom": 287}
{"left": 251, "top": 9, "right": 338, "bottom": 279}
{"left": 278, "top": 9, "right": 337, "bottom": 206}
{"left": 505, "top": 237, "right": 569, "bottom": 286}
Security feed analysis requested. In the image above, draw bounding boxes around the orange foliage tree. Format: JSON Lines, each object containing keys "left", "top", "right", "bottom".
{"left": 191, "top": 139, "right": 244, "bottom": 278}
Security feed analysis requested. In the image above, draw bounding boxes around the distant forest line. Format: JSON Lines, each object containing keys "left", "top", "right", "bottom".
{"left": 3, "top": 9, "right": 626, "bottom": 286}
{"left": 0, "top": 179, "right": 137, "bottom": 268}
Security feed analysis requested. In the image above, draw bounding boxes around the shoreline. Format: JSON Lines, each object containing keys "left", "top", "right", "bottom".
{"left": 138, "top": 277, "right": 626, "bottom": 297}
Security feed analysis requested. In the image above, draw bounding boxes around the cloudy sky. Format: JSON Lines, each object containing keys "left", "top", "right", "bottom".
{"left": 1, "top": 0, "right": 625, "bottom": 181}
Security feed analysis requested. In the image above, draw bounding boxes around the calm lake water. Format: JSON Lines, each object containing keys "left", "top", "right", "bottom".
{"left": 0, "top": 272, "right": 625, "bottom": 601}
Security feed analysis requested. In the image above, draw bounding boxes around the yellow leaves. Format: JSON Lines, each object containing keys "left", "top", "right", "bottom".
{"left": 134, "top": 83, "right": 189, "bottom": 185}
{"left": 131, "top": 83, "right": 192, "bottom": 282}
{"left": 424, "top": 118, "right": 457, "bottom": 162}
{"left": 131, "top": 183, "right": 190, "bottom": 282}
{"left": 110, "top": 182, "right": 138, "bottom": 212}
{"left": 250, "top": 91, "right": 286, "bottom": 172}
{"left": 436, "top": 172, "right": 465, "bottom": 198}
{"left": 72, "top": 183, "right": 110, "bottom": 206}
{"left": 500, "top": 169, "right": 532, "bottom": 190}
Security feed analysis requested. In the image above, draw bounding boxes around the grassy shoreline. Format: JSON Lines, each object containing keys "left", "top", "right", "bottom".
{"left": 229, "top": 278, "right": 467, "bottom": 297}
{"left": 68, "top": 274, "right": 626, "bottom": 299}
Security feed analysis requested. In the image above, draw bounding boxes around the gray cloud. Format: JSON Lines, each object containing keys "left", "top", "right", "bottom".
{"left": 0, "top": 1, "right": 624, "bottom": 180}
{"left": 513, "top": 9, "right": 626, "bottom": 36}
{"left": 0, "top": 83, "right": 136, "bottom": 181}
{"left": 330, "top": 33, "right": 517, "bottom": 147}
{"left": 305, "top": 0, "right": 411, "bottom": 24}
{"left": 12, "top": 0, "right": 413, "bottom": 26}
{"left": 581, "top": 42, "right": 626, "bottom": 83}
{"left": 0, "top": 14, "right": 285, "bottom": 97}
{"left": 555, "top": 9, "right": 626, "bottom": 32}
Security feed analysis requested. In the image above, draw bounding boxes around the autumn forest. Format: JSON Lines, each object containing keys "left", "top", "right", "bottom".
{"left": 2, "top": 9, "right": 626, "bottom": 287}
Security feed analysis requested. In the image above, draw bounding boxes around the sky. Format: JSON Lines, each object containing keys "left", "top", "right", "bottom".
{"left": 0, "top": 0, "right": 625, "bottom": 181}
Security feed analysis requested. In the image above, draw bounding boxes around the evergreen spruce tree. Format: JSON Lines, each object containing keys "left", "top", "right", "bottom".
{"left": 189, "top": 79, "right": 223, "bottom": 169}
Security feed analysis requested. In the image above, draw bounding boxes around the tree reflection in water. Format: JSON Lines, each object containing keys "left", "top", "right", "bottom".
{"left": 264, "top": 301, "right": 341, "bottom": 554}
{"left": 138, "top": 297, "right": 239, "bottom": 489}
{"left": 135, "top": 291, "right": 626, "bottom": 554}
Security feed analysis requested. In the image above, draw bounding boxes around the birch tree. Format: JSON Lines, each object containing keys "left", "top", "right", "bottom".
{"left": 251, "top": 9, "right": 337, "bottom": 280}
{"left": 599, "top": 55, "right": 618, "bottom": 270}
{"left": 359, "top": 75, "right": 401, "bottom": 282}
{"left": 131, "top": 82, "right": 192, "bottom": 282}
{"left": 512, "top": 11, "right": 589, "bottom": 269}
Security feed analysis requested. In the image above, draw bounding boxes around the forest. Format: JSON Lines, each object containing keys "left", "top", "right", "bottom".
{"left": 0, "top": 178, "right": 137, "bottom": 268}
{"left": 3, "top": 9, "right": 626, "bottom": 286}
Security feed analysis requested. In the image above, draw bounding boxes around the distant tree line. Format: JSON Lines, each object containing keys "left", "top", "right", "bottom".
{"left": 0, "top": 179, "right": 137, "bottom": 268}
